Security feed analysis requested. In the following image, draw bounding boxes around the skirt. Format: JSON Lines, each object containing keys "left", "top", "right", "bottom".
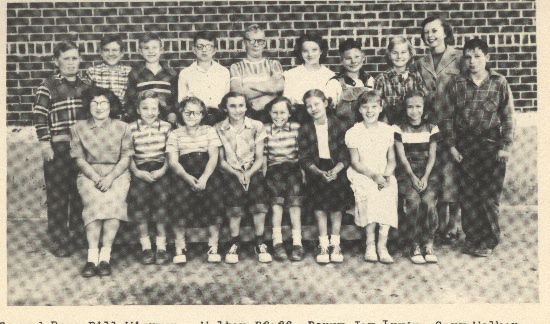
{"left": 77, "top": 164, "right": 131, "bottom": 226}
{"left": 127, "top": 161, "right": 171, "bottom": 223}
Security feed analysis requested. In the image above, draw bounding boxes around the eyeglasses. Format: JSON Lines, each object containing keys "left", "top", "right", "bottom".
{"left": 183, "top": 111, "right": 203, "bottom": 117}
{"left": 245, "top": 38, "right": 266, "bottom": 45}
{"left": 195, "top": 44, "right": 214, "bottom": 51}
{"left": 90, "top": 101, "right": 110, "bottom": 109}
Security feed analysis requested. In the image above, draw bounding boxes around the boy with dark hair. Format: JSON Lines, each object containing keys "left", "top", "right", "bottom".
{"left": 33, "top": 41, "right": 91, "bottom": 257}
{"left": 126, "top": 32, "right": 178, "bottom": 125}
{"left": 443, "top": 38, "right": 515, "bottom": 257}
{"left": 85, "top": 34, "right": 132, "bottom": 119}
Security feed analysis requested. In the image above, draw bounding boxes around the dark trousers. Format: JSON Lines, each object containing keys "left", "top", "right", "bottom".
{"left": 44, "top": 141, "right": 83, "bottom": 244}
{"left": 458, "top": 139, "right": 506, "bottom": 249}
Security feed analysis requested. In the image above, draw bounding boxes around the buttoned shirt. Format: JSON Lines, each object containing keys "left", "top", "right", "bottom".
{"left": 85, "top": 63, "right": 132, "bottom": 106}
{"left": 443, "top": 70, "right": 515, "bottom": 151}
{"left": 128, "top": 119, "right": 172, "bottom": 165}
{"left": 374, "top": 68, "right": 430, "bottom": 125}
{"left": 33, "top": 73, "right": 92, "bottom": 142}
{"left": 178, "top": 61, "right": 230, "bottom": 107}
{"left": 215, "top": 117, "right": 267, "bottom": 171}
{"left": 70, "top": 118, "right": 134, "bottom": 165}
{"left": 264, "top": 122, "right": 300, "bottom": 166}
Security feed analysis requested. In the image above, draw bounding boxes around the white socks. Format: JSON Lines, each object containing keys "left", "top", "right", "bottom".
{"left": 156, "top": 236, "right": 167, "bottom": 251}
{"left": 140, "top": 236, "right": 152, "bottom": 251}
{"left": 175, "top": 239, "right": 186, "bottom": 255}
{"left": 98, "top": 247, "right": 111, "bottom": 263}
{"left": 319, "top": 235, "right": 330, "bottom": 247}
{"left": 330, "top": 235, "right": 341, "bottom": 246}
{"left": 87, "top": 248, "right": 99, "bottom": 264}
{"left": 272, "top": 226, "right": 283, "bottom": 245}
{"left": 292, "top": 229, "right": 302, "bottom": 246}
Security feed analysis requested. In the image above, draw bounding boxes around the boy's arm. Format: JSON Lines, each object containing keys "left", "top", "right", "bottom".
{"left": 499, "top": 80, "right": 515, "bottom": 152}
{"left": 124, "top": 70, "right": 138, "bottom": 121}
{"left": 248, "top": 61, "right": 284, "bottom": 95}
{"left": 442, "top": 79, "right": 463, "bottom": 163}
{"left": 33, "top": 82, "right": 54, "bottom": 160}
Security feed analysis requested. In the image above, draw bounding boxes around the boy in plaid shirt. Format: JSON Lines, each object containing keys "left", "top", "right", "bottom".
{"left": 85, "top": 34, "right": 132, "bottom": 120}
{"left": 33, "top": 41, "right": 91, "bottom": 257}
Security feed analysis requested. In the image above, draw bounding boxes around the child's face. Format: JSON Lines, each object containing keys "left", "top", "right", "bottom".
{"left": 405, "top": 96, "right": 424, "bottom": 124}
{"left": 390, "top": 42, "right": 411, "bottom": 70}
{"left": 423, "top": 19, "right": 446, "bottom": 50}
{"left": 90, "top": 95, "right": 110, "bottom": 121}
{"left": 194, "top": 38, "right": 216, "bottom": 63}
{"left": 359, "top": 98, "right": 382, "bottom": 124}
{"left": 270, "top": 102, "right": 291, "bottom": 127}
{"left": 225, "top": 96, "right": 247, "bottom": 123}
{"left": 244, "top": 30, "right": 266, "bottom": 59}
{"left": 138, "top": 98, "right": 160, "bottom": 125}
{"left": 182, "top": 102, "right": 204, "bottom": 127}
{"left": 305, "top": 96, "right": 328, "bottom": 121}
{"left": 341, "top": 48, "right": 364, "bottom": 74}
{"left": 140, "top": 40, "right": 163, "bottom": 64}
{"left": 301, "top": 41, "right": 322, "bottom": 66}
{"left": 101, "top": 41, "right": 124, "bottom": 67}
{"left": 464, "top": 48, "right": 489, "bottom": 75}
{"left": 54, "top": 48, "right": 81, "bottom": 78}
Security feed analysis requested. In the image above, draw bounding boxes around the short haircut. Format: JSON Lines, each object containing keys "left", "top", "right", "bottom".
{"left": 53, "top": 41, "right": 80, "bottom": 58}
{"left": 338, "top": 38, "right": 363, "bottom": 56}
{"left": 463, "top": 38, "right": 490, "bottom": 56}
{"left": 265, "top": 96, "right": 294, "bottom": 115}
{"left": 385, "top": 36, "right": 415, "bottom": 66}
{"left": 139, "top": 32, "right": 162, "bottom": 48}
{"left": 420, "top": 16, "right": 455, "bottom": 46}
{"left": 244, "top": 24, "right": 264, "bottom": 38}
{"left": 82, "top": 86, "right": 122, "bottom": 119}
{"left": 193, "top": 31, "right": 217, "bottom": 45}
{"left": 137, "top": 90, "right": 166, "bottom": 111}
{"left": 293, "top": 32, "right": 329, "bottom": 65}
{"left": 356, "top": 90, "right": 383, "bottom": 122}
{"left": 100, "top": 34, "right": 126, "bottom": 52}
{"left": 403, "top": 90, "right": 425, "bottom": 105}
{"left": 177, "top": 96, "right": 207, "bottom": 126}
{"left": 219, "top": 91, "right": 251, "bottom": 112}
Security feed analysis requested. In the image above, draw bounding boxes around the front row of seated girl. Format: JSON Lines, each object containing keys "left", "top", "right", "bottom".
{"left": 72, "top": 86, "right": 440, "bottom": 277}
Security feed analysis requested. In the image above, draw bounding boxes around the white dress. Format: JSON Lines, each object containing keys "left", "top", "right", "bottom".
{"left": 345, "top": 122, "right": 398, "bottom": 228}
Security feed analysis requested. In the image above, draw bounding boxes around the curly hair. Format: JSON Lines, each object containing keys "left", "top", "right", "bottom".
{"left": 293, "top": 32, "right": 329, "bottom": 65}
{"left": 420, "top": 16, "right": 455, "bottom": 46}
{"left": 82, "top": 86, "right": 122, "bottom": 119}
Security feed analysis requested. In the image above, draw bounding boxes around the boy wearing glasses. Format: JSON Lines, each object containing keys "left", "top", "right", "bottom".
{"left": 33, "top": 41, "right": 91, "bottom": 257}
{"left": 85, "top": 34, "right": 132, "bottom": 120}
{"left": 229, "top": 24, "right": 284, "bottom": 124}
{"left": 178, "top": 31, "right": 230, "bottom": 126}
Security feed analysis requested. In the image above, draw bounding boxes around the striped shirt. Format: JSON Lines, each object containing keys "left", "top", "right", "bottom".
{"left": 230, "top": 58, "right": 283, "bottom": 111}
{"left": 374, "top": 68, "right": 430, "bottom": 125}
{"left": 33, "top": 74, "right": 92, "bottom": 142}
{"left": 166, "top": 125, "right": 221, "bottom": 156}
{"left": 126, "top": 62, "right": 178, "bottom": 120}
{"left": 85, "top": 62, "right": 132, "bottom": 108}
{"left": 129, "top": 119, "right": 172, "bottom": 165}
{"left": 443, "top": 70, "right": 515, "bottom": 151}
{"left": 264, "top": 122, "right": 300, "bottom": 166}
{"left": 216, "top": 117, "right": 267, "bottom": 171}
{"left": 394, "top": 122, "right": 441, "bottom": 160}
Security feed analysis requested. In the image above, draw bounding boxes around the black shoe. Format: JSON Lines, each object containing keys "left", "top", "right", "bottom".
{"left": 141, "top": 249, "right": 155, "bottom": 265}
{"left": 273, "top": 243, "right": 288, "bottom": 261}
{"left": 97, "top": 261, "right": 112, "bottom": 276}
{"left": 81, "top": 262, "right": 97, "bottom": 278}
{"left": 290, "top": 245, "right": 304, "bottom": 261}
{"left": 53, "top": 244, "right": 72, "bottom": 258}
{"left": 155, "top": 250, "right": 169, "bottom": 265}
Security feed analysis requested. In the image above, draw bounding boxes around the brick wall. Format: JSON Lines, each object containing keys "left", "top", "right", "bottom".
{"left": 6, "top": 0, "right": 537, "bottom": 125}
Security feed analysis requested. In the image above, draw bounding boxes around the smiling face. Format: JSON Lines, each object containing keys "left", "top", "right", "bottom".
{"left": 390, "top": 42, "right": 411, "bottom": 70}
{"left": 100, "top": 41, "right": 124, "bottom": 67}
{"left": 341, "top": 48, "right": 364, "bottom": 74}
{"left": 54, "top": 48, "right": 81, "bottom": 78}
{"left": 225, "top": 96, "right": 247, "bottom": 123}
{"left": 270, "top": 101, "right": 291, "bottom": 127}
{"left": 301, "top": 41, "right": 322, "bottom": 66}
{"left": 138, "top": 97, "right": 160, "bottom": 125}
{"left": 464, "top": 48, "right": 489, "bottom": 76}
{"left": 423, "top": 19, "right": 447, "bottom": 51}
{"left": 405, "top": 96, "right": 424, "bottom": 125}
{"left": 194, "top": 38, "right": 216, "bottom": 63}
{"left": 305, "top": 95, "right": 328, "bottom": 122}
{"left": 359, "top": 98, "right": 382, "bottom": 125}
{"left": 182, "top": 102, "right": 204, "bottom": 127}
{"left": 140, "top": 40, "right": 163, "bottom": 64}
{"left": 90, "top": 95, "right": 111, "bottom": 121}
{"left": 244, "top": 30, "right": 266, "bottom": 60}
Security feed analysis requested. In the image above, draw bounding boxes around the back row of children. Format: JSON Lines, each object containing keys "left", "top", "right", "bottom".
{"left": 34, "top": 17, "right": 515, "bottom": 277}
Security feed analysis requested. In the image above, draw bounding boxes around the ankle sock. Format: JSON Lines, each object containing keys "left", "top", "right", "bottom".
{"left": 98, "top": 247, "right": 111, "bottom": 263}
{"left": 87, "top": 248, "right": 99, "bottom": 264}
{"left": 272, "top": 226, "right": 283, "bottom": 245}
{"left": 292, "top": 229, "right": 302, "bottom": 246}
{"left": 155, "top": 236, "right": 167, "bottom": 251}
{"left": 139, "top": 236, "right": 152, "bottom": 251}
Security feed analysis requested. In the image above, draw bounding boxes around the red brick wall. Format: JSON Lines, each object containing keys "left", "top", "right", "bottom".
{"left": 6, "top": 0, "right": 537, "bottom": 125}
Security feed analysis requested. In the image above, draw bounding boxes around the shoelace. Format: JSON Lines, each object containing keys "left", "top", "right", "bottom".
{"left": 228, "top": 244, "right": 238, "bottom": 254}
{"left": 318, "top": 245, "right": 329, "bottom": 254}
{"left": 258, "top": 244, "right": 268, "bottom": 254}
{"left": 208, "top": 246, "right": 218, "bottom": 255}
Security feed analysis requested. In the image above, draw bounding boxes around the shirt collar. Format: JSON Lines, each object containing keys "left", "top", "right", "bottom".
{"left": 191, "top": 60, "right": 221, "bottom": 72}
{"left": 86, "top": 118, "right": 113, "bottom": 129}
{"left": 55, "top": 73, "right": 85, "bottom": 85}
{"left": 271, "top": 122, "right": 291, "bottom": 134}
{"left": 220, "top": 117, "right": 254, "bottom": 131}
{"left": 137, "top": 118, "right": 159, "bottom": 130}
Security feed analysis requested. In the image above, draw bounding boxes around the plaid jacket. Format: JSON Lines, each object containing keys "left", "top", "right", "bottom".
{"left": 33, "top": 73, "right": 92, "bottom": 142}
{"left": 85, "top": 62, "right": 132, "bottom": 107}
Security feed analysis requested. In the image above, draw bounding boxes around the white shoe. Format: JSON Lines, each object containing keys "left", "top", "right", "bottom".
{"left": 410, "top": 246, "right": 426, "bottom": 264}
{"left": 364, "top": 244, "right": 378, "bottom": 262}
{"left": 207, "top": 246, "right": 222, "bottom": 263}
{"left": 423, "top": 247, "right": 438, "bottom": 263}
{"left": 377, "top": 245, "right": 394, "bottom": 264}
{"left": 173, "top": 253, "right": 187, "bottom": 264}
{"left": 255, "top": 244, "right": 272, "bottom": 263}
{"left": 316, "top": 245, "right": 330, "bottom": 264}
{"left": 330, "top": 244, "right": 344, "bottom": 263}
{"left": 225, "top": 244, "right": 239, "bottom": 264}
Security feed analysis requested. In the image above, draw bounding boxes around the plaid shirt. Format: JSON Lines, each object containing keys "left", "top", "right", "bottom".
{"left": 85, "top": 63, "right": 132, "bottom": 107}
{"left": 33, "top": 73, "right": 92, "bottom": 142}
{"left": 216, "top": 117, "right": 267, "bottom": 171}
{"left": 374, "top": 68, "right": 430, "bottom": 125}
{"left": 125, "top": 62, "right": 178, "bottom": 121}
{"left": 443, "top": 70, "right": 515, "bottom": 151}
